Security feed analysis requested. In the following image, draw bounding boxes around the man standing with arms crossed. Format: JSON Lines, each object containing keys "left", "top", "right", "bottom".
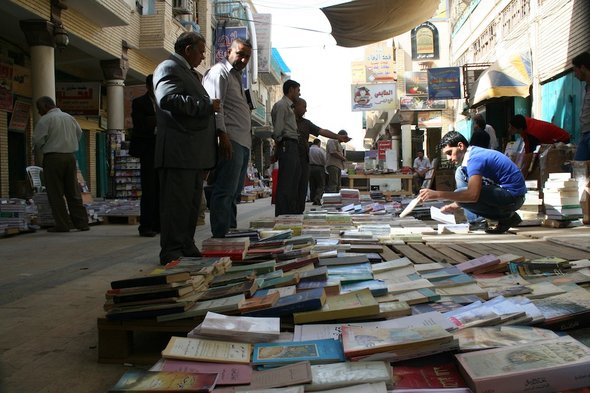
{"left": 153, "top": 32, "right": 225, "bottom": 265}
{"left": 33, "top": 96, "right": 89, "bottom": 233}
{"left": 203, "top": 38, "right": 253, "bottom": 238}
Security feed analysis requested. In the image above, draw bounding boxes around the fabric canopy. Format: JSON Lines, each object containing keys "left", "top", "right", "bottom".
{"left": 321, "top": 0, "right": 440, "bottom": 48}
{"left": 470, "top": 50, "right": 533, "bottom": 107}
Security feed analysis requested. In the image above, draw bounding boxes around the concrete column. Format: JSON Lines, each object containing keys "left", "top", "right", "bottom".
{"left": 20, "top": 20, "right": 56, "bottom": 125}
{"left": 401, "top": 124, "right": 413, "bottom": 167}
{"left": 100, "top": 59, "right": 129, "bottom": 134}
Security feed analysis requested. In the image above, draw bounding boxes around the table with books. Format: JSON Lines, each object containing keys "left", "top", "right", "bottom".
{"left": 101, "top": 203, "right": 590, "bottom": 393}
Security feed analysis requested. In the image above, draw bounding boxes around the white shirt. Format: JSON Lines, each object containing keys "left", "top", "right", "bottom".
{"left": 33, "top": 108, "right": 82, "bottom": 154}
{"left": 413, "top": 156, "right": 431, "bottom": 172}
{"left": 485, "top": 124, "right": 499, "bottom": 150}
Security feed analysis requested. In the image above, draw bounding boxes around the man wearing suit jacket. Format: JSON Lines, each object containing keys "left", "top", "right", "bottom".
{"left": 153, "top": 32, "right": 227, "bottom": 265}
{"left": 130, "top": 74, "right": 159, "bottom": 237}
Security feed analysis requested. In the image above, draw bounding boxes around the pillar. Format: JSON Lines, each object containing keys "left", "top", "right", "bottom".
{"left": 401, "top": 124, "right": 413, "bottom": 167}
{"left": 20, "top": 20, "right": 56, "bottom": 126}
{"left": 100, "top": 58, "right": 129, "bottom": 134}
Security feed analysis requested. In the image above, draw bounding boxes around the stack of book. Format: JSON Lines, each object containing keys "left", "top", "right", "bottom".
{"left": 518, "top": 180, "right": 543, "bottom": 224}
{"left": 340, "top": 188, "right": 360, "bottom": 206}
{"left": 321, "top": 192, "right": 342, "bottom": 208}
{"left": 201, "top": 237, "right": 251, "bottom": 261}
{"left": 104, "top": 270, "right": 198, "bottom": 320}
{"left": 543, "top": 172, "right": 583, "bottom": 221}
{"left": 274, "top": 215, "right": 304, "bottom": 236}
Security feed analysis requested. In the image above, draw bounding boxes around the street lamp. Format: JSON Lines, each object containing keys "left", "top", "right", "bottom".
{"left": 53, "top": 23, "right": 69, "bottom": 49}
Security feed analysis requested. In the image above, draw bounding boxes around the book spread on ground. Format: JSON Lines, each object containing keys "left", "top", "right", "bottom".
{"left": 108, "top": 370, "right": 218, "bottom": 392}
{"left": 161, "top": 336, "right": 251, "bottom": 364}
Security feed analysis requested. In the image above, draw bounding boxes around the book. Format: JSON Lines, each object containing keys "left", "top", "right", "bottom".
{"left": 453, "top": 326, "right": 560, "bottom": 351}
{"left": 191, "top": 312, "right": 280, "bottom": 343}
{"left": 304, "top": 361, "right": 394, "bottom": 392}
{"left": 340, "top": 279, "right": 388, "bottom": 297}
{"left": 296, "top": 279, "right": 341, "bottom": 296}
{"left": 106, "top": 301, "right": 194, "bottom": 321}
{"left": 108, "top": 370, "right": 218, "bottom": 392}
{"left": 239, "top": 292, "right": 280, "bottom": 313}
{"left": 226, "top": 260, "right": 276, "bottom": 275}
{"left": 108, "top": 284, "right": 196, "bottom": 304}
{"left": 110, "top": 271, "right": 191, "bottom": 289}
{"left": 156, "top": 294, "right": 246, "bottom": 322}
{"left": 392, "top": 362, "right": 467, "bottom": 389}
{"left": 151, "top": 358, "right": 252, "bottom": 385}
{"left": 244, "top": 288, "right": 327, "bottom": 318}
{"left": 318, "top": 255, "right": 370, "bottom": 266}
{"left": 199, "top": 280, "right": 258, "bottom": 301}
{"left": 252, "top": 285, "right": 297, "bottom": 298}
{"left": 341, "top": 325, "right": 454, "bottom": 358}
{"left": 161, "top": 336, "right": 251, "bottom": 364}
{"left": 455, "top": 336, "right": 590, "bottom": 393}
{"left": 251, "top": 339, "right": 345, "bottom": 367}
{"left": 246, "top": 361, "right": 312, "bottom": 390}
{"left": 292, "top": 288, "right": 379, "bottom": 324}
{"left": 210, "top": 271, "right": 257, "bottom": 288}
{"left": 456, "top": 254, "right": 500, "bottom": 274}
{"left": 327, "top": 263, "right": 374, "bottom": 282}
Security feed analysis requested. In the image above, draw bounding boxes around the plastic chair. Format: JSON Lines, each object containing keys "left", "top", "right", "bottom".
{"left": 26, "top": 166, "right": 45, "bottom": 193}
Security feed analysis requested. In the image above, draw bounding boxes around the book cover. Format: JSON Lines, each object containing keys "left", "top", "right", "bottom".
{"left": 251, "top": 339, "right": 345, "bottom": 366}
{"left": 244, "top": 287, "right": 326, "bottom": 318}
{"left": 455, "top": 336, "right": 590, "bottom": 393}
{"left": 239, "top": 292, "right": 280, "bottom": 313}
{"left": 296, "top": 279, "right": 341, "bottom": 296}
{"left": 341, "top": 325, "right": 453, "bottom": 358}
{"left": 392, "top": 362, "right": 467, "bottom": 389}
{"left": 428, "top": 273, "right": 476, "bottom": 288}
{"left": 109, "top": 285, "right": 195, "bottom": 304}
{"left": 297, "top": 266, "right": 328, "bottom": 282}
{"left": 110, "top": 271, "right": 191, "bottom": 290}
{"left": 199, "top": 279, "right": 257, "bottom": 301}
{"left": 456, "top": 254, "right": 500, "bottom": 274}
{"left": 106, "top": 302, "right": 193, "bottom": 321}
{"left": 153, "top": 359, "right": 252, "bottom": 385}
{"left": 156, "top": 294, "right": 246, "bottom": 322}
{"left": 226, "top": 260, "right": 276, "bottom": 275}
{"left": 252, "top": 285, "right": 297, "bottom": 298}
{"left": 304, "top": 361, "right": 393, "bottom": 392}
{"left": 340, "top": 279, "right": 388, "bottom": 297}
{"left": 247, "top": 361, "right": 312, "bottom": 389}
{"left": 318, "top": 255, "right": 370, "bottom": 266}
{"left": 210, "top": 271, "right": 257, "bottom": 288}
{"left": 327, "top": 263, "right": 374, "bottom": 282}
{"left": 292, "top": 288, "right": 379, "bottom": 324}
{"left": 161, "top": 336, "right": 251, "bottom": 364}
{"left": 108, "top": 370, "right": 218, "bottom": 392}
{"left": 198, "top": 312, "right": 280, "bottom": 342}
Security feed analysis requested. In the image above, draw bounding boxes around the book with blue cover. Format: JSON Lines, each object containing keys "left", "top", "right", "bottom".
{"left": 252, "top": 339, "right": 345, "bottom": 367}
{"left": 327, "top": 263, "right": 374, "bottom": 282}
{"left": 243, "top": 287, "right": 326, "bottom": 317}
{"left": 341, "top": 279, "right": 388, "bottom": 297}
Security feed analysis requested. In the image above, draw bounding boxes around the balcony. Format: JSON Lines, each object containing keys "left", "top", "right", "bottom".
{"left": 214, "top": 1, "right": 247, "bottom": 24}
{"left": 251, "top": 98, "right": 266, "bottom": 126}
{"left": 138, "top": 1, "right": 186, "bottom": 61}
{"left": 259, "top": 53, "right": 282, "bottom": 86}
{"left": 66, "top": 0, "right": 131, "bottom": 27}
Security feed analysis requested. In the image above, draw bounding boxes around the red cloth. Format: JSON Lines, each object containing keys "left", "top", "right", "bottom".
{"left": 271, "top": 168, "right": 278, "bottom": 205}
{"left": 523, "top": 117, "right": 570, "bottom": 152}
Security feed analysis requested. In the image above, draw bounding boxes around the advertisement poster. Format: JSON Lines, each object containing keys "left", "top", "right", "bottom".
{"left": 417, "top": 111, "right": 443, "bottom": 128}
{"left": 400, "top": 96, "right": 446, "bottom": 111}
{"left": 253, "top": 14, "right": 271, "bottom": 73}
{"left": 8, "top": 98, "right": 31, "bottom": 131}
{"left": 377, "top": 140, "right": 392, "bottom": 160}
{"left": 215, "top": 26, "right": 249, "bottom": 88}
{"left": 404, "top": 71, "right": 428, "bottom": 95}
{"left": 0, "top": 58, "right": 13, "bottom": 111}
{"left": 351, "top": 83, "right": 396, "bottom": 112}
{"left": 428, "top": 67, "right": 461, "bottom": 99}
{"left": 56, "top": 82, "right": 101, "bottom": 116}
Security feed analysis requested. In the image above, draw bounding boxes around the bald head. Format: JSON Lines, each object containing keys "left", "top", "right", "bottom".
{"left": 293, "top": 98, "right": 307, "bottom": 118}
{"left": 36, "top": 96, "right": 56, "bottom": 116}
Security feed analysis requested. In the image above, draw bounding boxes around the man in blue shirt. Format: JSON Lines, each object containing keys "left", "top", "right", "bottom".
{"left": 418, "top": 131, "right": 526, "bottom": 234}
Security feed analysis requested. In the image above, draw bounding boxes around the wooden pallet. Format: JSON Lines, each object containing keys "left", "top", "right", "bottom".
{"left": 97, "top": 317, "right": 199, "bottom": 364}
{"left": 101, "top": 215, "right": 139, "bottom": 225}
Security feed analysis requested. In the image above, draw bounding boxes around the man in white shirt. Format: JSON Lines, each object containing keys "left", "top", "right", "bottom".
{"left": 308, "top": 139, "right": 327, "bottom": 205}
{"left": 413, "top": 149, "right": 431, "bottom": 193}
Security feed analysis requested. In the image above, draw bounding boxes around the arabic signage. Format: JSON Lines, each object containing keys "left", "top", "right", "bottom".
{"left": 417, "top": 111, "right": 442, "bottom": 128}
{"left": 253, "top": 14, "right": 271, "bottom": 73}
{"left": 215, "top": 26, "right": 249, "bottom": 88}
{"left": 404, "top": 72, "right": 428, "bottom": 96}
{"left": 351, "top": 83, "right": 396, "bottom": 112}
{"left": 427, "top": 67, "right": 461, "bottom": 99}
{"left": 400, "top": 96, "right": 446, "bottom": 111}
{"left": 411, "top": 21, "right": 439, "bottom": 60}
{"left": 351, "top": 41, "right": 396, "bottom": 83}
{"left": 8, "top": 98, "right": 31, "bottom": 131}
{"left": 56, "top": 82, "right": 101, "bottom": 116}
{"left": 377, "top": 140, "right": 392, "bottom": 160}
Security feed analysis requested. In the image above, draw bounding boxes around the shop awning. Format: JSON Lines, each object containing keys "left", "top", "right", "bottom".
{"left": 470, "top": 50, "right": 533, "bottom": 107}
{"left": 320, "top": 0, "right": 440, "bottom": 48}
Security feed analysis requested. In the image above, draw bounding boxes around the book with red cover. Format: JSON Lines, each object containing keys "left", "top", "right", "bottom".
{"left": 202, "top": 249, "right": 246, "bottom": 261}
{"left": 392, "top": 362, "right": 467, "bottom": 389}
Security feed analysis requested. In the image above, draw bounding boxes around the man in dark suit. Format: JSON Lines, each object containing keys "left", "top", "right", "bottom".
{"left": 130, "top": 74, "right": 159, "bottom": 237}
{"left": 153, "top": 32, "right": 228, "bottom": 265}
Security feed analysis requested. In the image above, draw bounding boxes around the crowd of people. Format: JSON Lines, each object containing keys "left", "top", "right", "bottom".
{"left": 31, "top": 32, "right": 589, "bottom": 259}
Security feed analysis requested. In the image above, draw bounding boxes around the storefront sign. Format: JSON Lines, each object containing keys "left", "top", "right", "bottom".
{"left": 56, "top": 82, "right": 101, "bottom": 116}
{"left": 8, "top": 98, "right": 31, "bottom": 131}
{"left": 351, "top": 83, "right": 396, "bottom": 112}
{"left": 428, "top": 67, "right": 461, "bottom": 99}
{"left": 411, "top": 21, "right": 439, "bottom": 60}
{"left": 377, "top": 140, "right": 392, "bottom": 160}
{"left": 400, "top": 96, "right": 446, "bottom": 111}
{"left": 404, "top": 72, "right": 428, "bottom": 96}
{"left": 253, "top": 14, "right": 272, "bottom": 73}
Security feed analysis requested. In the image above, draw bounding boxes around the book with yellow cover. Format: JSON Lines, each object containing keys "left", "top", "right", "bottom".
{"left": 108, "top": 370, "right": 218, "bottom": 392}
{"left": 161, "top": 336, "right": 251, "bottom": 364}
{"left": 292, "top": 288, "right": 379, "bottom": 324}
